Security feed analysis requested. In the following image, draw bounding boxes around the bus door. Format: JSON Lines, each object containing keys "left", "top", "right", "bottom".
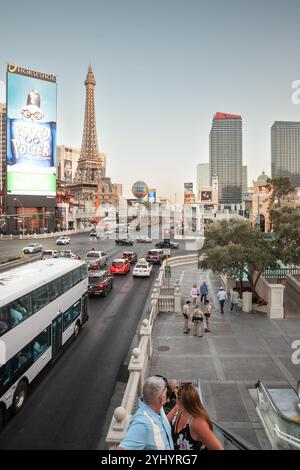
{"left": 52, "top": 313, "right": 63, "bottom": 359}
{"left": 81, "top": 293, "right": 89, "bottom": 324}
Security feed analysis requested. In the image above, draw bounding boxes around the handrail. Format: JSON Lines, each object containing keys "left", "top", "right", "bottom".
{"left": 274, "top": 425, "right": 300, "bottom": 450}
{"left": 197, "top": 379, "right": 257, "bottom": 450}
{"left": 211, "top": 420, "right": 258, "bottom": 450}
{"left": 255, "top": 380, "right": 300, "bottom": 425}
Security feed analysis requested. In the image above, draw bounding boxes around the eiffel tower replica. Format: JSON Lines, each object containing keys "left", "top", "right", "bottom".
{"left": 72, "top": 65, "right": 106, "bottom": 210}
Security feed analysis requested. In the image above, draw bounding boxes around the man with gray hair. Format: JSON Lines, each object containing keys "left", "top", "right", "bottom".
{"left": 117, "top": 376, "right": 174, "bottom": 450}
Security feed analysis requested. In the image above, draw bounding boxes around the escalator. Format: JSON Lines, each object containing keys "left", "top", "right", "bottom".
{"left": 197, "top": 380, "right": 257, "bottom": 450}
{"left": 255, "top": 380, "right": 300, "bottom": 450}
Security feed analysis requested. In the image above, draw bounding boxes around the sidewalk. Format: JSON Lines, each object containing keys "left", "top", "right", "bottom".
{"left": 149, "top": 264, "right": 300, "bottom": 449}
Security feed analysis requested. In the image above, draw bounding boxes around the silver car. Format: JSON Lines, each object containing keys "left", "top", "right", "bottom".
{"left": 23, "top": 243, "right": 43, "bottom": 254}
{"left": 85, "top": 250, "right": 108, "bottom": 269}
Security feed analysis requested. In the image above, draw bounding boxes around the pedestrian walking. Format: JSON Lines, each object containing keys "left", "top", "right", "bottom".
{"left": 230, "top": 287, "right": 240, "bottom": 315}
{"left": 203, "top": 299, "right": 213, "bottom": 332}
{"left": 191, "top": 284, "right": 199, "bottom": 306}
{"left": 199, "top": 281, "right": 208, "bottom": 304}
{"left": 182, "top": 300, "right": 191, "bottom": 335}
{"left": 217, "top": 287, "right": 227, "bottom": 314}
{"left": 192, "top": 305, "right": 204, "bottom": 337}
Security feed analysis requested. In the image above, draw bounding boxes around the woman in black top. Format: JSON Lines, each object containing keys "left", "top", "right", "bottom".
{"left": 167, "top": 383, "right": 223, "bottom": 451}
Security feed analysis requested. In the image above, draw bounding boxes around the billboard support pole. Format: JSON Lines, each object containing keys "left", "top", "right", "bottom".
{"left": 13, "top": 197, "right": 25, "bottom": 236}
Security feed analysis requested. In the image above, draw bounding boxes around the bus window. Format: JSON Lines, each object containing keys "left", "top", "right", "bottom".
{"left": 10, "top": 302, "right": 25, "bottom": 326}
{"left": 32, "top": 285, "right": 49, "bottom": 313}
{"left": 72, "top": 302, "right": 81, "bottom": 321}
{"left": 62, "top": 272, "right": 73, "bottom": 292}
{"left": 0, "top": 306, "right": 11, "bottom": 336}
{"left": 0, "top": 363, "right": 10, "bottom": 391}
{"left": 49, "top": 277, "right": 63, "bottom": 301}
{"left": 72, "top": 268, "right": 81, "bottom": 286}
{"left": 33, "top": 327, "right": 50, "bottom": 360}
{"left": 63, "top": 307, "right": 73, "bottom": 330}
{"left": 11, "top": 344, "right": 33, "bottom": 376}
{"left": 80, "top": 265, "right": 88, "bottom": 280}
{"left": 17, "top": 294, "right": 32, "bottom": 319}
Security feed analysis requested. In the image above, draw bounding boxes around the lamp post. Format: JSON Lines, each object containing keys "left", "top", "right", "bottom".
{"left": 256, "top": 194, "right": 261, "bottom": 230}
{"left": 13, "top": 197, "right": 25, "bottom": 236}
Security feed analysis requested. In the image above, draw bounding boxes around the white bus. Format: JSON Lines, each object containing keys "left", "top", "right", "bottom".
{"left": 0, "top": 258, "right": 89, "bottom": 430}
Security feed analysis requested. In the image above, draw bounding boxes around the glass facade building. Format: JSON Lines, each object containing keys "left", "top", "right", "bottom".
{"left": 209, "top": 112, "right": 243, "bottom": 204}
{"left": 271, "top": 121, "right": 300, "bottom": 187}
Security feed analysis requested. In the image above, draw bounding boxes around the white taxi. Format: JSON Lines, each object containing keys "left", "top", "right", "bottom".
{"left": 133, "top": 258, "right": 153, "bottom": 278}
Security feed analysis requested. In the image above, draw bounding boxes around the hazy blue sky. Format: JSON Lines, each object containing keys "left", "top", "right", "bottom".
{"left": 1, "top": 0, "right": 300, "bottom": 201}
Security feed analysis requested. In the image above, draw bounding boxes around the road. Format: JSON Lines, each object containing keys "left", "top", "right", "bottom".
{"left": 0, "top": 232, "right": 187, "bottom": 449}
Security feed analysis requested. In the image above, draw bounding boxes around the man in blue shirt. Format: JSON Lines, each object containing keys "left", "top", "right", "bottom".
{"left": 118, "top": 376, "right": 174, "bottom": 450}
{"left": 199, "top": 281, "right": 208, "bottom": 304}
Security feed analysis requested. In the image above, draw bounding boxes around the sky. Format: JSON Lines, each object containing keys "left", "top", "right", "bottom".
{"left": 1, "top": 0, "right": 300, "bottom": 202}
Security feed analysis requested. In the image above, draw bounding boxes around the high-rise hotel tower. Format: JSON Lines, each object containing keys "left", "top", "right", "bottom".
{"left": 271, "top": 121, "right": 300, "bottom": 188}
{"left": 209, "top": 112, "right": 242, "bottom": 204}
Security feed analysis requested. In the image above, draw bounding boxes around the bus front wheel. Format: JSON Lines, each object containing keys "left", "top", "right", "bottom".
{"left": 13, "top": 381, "right": 28, "bottom": 414}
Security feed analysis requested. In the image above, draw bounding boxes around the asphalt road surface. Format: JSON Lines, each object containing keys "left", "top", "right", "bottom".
{"left": 0, "top": 232, "right": 187, "bottom": 449}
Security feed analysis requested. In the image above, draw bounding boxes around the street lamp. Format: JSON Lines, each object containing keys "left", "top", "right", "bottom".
{"left": 13, "top": 197, "right": 25, "bottom": 236}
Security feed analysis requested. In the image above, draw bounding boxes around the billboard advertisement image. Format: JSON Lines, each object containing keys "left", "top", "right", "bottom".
{"left": 6, "top": 65, "right": 57, "bottom": 196}
{"left": 201, "top": 190, "right": 212, "bottom": 201}
{"left": 64, "top": 159, "right": 72, "bottom": 183}
{"left": 184, "top": 182, "right": 193, "bottom": 193}
{"left": 148, "top": 188, "right": 156, "bottom": 203}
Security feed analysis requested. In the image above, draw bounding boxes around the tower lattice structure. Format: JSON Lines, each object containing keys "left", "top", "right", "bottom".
{"left": 72, "top": 65, "right": 106, "bottom": 207}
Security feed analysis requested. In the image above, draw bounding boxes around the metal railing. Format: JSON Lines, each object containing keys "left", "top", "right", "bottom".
{"left": 263, "top": 268, "right": 300, "bottom": 280}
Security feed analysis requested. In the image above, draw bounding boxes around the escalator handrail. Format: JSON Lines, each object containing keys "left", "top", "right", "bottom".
{"left": 211, "top": 419, "right": 258, "bottom": 450}
{"left": 196, "top": 379, "right": 257, "bottom": 450}
{"left": 256, "top": 380, "right": 300, "bottom": 426}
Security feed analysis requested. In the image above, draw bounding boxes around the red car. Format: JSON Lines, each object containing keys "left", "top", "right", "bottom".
{"left": 110, "top": 258, "right": 131, "bottom": 275}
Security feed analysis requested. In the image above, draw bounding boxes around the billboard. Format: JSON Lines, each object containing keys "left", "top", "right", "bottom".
{"left": 64, "top": 159, "right": 72, "bottom": 183}
{"left": 201, "top": 190, "right": 212, "bottom": 201}
{"left": 6, "top": 65, "right": 57, "bottom": 196}
{"left": 148, "top": 188, "right": 156, "bottom": 203}
{"left": 184, "top": 182, "right": 193, "bottom": 193}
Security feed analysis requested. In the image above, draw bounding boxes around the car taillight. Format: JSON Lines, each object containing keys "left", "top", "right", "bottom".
{"left": 98, "top": 283, "right": 105, "bottom": 288}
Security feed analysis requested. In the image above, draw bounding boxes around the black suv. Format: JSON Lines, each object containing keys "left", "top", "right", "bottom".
{"left": 88, "top": 270, "right": 114, "bottom": 296}
{"left": 146, "top": 249, "right": 166, "bottom": 265}
{"left": 115, "top": 238, "right": 134, "bottom": 246}
{"left": 155, "top": 240, "right": 179, "bottom": 249}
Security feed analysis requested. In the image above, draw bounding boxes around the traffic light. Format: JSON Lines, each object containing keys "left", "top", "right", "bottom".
{"left": 164, "top": 228, "right": 170, "bottom": 239}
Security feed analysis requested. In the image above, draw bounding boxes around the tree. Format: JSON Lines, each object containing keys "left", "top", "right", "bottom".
{"left": 266, "top": 177, "right": 294, "bottom": 207}
{"left": 199, "top": 219, "right": 278, "bottom": 295}
{"left": 269, "top": 206, "right": 300, "bottom": 265}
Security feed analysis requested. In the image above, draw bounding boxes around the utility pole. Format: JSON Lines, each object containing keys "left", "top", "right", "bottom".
{"left": 13, "top": 197, "right": 25, "bottom": 236}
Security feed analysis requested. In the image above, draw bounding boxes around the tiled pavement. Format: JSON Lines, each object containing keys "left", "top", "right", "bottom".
{"left": 149, "top": 265, "right": 300, "bottom": 449}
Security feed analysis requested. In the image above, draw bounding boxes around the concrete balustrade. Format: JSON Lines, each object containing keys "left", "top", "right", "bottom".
{"left": 254, "top": 273, "right": 285, "bottom": 319}
{"left": 106, "top": 254, "right": 183, "bottom": 448}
